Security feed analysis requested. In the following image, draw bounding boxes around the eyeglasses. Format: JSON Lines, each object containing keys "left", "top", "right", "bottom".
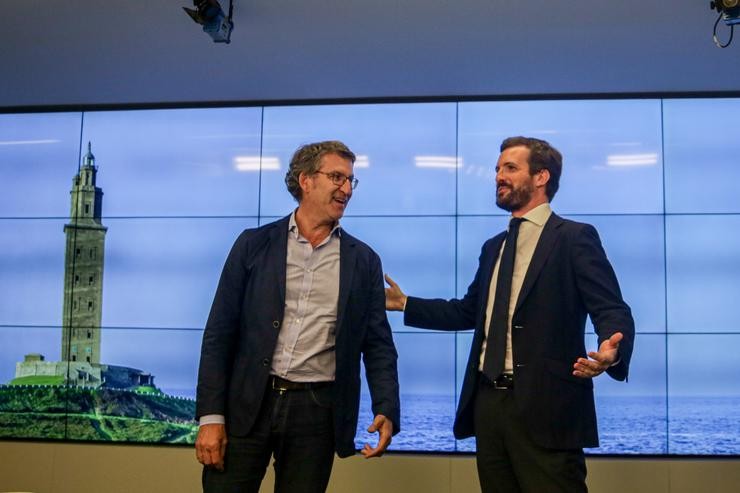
{"left": 315, "top": 170, "right": 359, "bottom": 190}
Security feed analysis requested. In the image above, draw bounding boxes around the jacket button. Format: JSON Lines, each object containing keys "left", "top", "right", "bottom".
{"left": 262, "top": 358, "right": 270, "bottom": 366}
{"left": 272, "top": 320, "right": 280, "bottom": 328}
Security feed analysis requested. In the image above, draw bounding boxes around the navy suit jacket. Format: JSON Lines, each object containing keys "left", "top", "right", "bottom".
{"left": 196, "top": 215, "right": 400, "bottom": 458}
{"left": 405, "top": 213, "right": 634, "bottom": 449}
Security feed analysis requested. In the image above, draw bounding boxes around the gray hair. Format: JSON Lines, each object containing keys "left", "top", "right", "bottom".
{"left": 284, "top": 140, "right": 356, "bottom": 202}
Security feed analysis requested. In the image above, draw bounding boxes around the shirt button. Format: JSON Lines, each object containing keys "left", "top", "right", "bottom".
{"left": 272, "top": 320, "right": 280, "bottom": 328}
{"left": 261, "top": 358, "right": 270, "bottom": 366}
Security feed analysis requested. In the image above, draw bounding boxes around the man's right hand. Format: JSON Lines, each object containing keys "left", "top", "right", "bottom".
{"left": 384, "top": 274, "right": 407, "bottom": 311}
{"left": 195, "top": 423, "right": 227, "bottom": 471}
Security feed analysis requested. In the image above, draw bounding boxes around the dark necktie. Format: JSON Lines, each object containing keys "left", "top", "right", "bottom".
{"left": 483, "top": 217, "right": 524, "bottom": 380}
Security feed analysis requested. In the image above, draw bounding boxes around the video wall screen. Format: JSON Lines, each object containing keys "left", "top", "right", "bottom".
{"left": 1, "top": 98, "right": 739, "bottom": 455}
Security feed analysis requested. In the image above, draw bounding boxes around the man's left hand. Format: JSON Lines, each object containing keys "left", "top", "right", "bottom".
{"left": 573, "top": 332, "right": 623, "bottom": 378}
{"left": 360, "top": 414, "right": 393, "bottom": 458}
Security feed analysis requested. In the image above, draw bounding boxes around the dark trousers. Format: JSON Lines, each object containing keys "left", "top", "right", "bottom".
{"left": 202, "top": 383, "right": 336, "bottom": 493}
{"left": 473, "top": 380, "right": 587, "bottom": 493}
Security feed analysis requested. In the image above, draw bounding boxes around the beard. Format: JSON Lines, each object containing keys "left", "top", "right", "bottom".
{"left": 496, "top": 181, "right": 534, "bottom": 212}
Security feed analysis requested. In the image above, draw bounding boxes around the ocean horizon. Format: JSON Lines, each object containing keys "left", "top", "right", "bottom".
{"left": 355, "top": 394, "right": 740, "bottom": 455}
{"left": 159, "top": 388, "right": 740, "bottom": 455}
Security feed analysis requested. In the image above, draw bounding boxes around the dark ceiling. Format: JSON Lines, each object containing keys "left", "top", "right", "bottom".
{"left": 2, "top": 0, "right": 739, "bottom": 109}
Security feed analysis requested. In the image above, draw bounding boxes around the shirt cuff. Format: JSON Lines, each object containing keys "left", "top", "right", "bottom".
{"left": 199, "top": 414, "right": 226, "bottom": 426}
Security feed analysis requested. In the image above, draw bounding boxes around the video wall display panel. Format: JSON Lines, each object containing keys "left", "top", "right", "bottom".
{"left": 260, "top": 103, "right": 458, "bottom": 217}
{"left": 341, "top": 216, "right": 456, "bottom": 334}
{"left": 571, "top": 214, "right": 666, "bottom": 334}
{"left": 356, "top": 332, "right": 458, "bottom": 452}
{"left": 101, "top": 218, "right": 257, "bottom": 329}
{"left": 79, "top": 108, "right": 263, "bottom": 217}
{"left": 457, "top": 100, "right": 664, "bottom": 216}
{"left": 0, "top": 326, "right": 62, "bottom": 385}
{"left": 99, "top": 327, "right": 202, "bottom": 400}
{"left": 668, "top": 334, "right": 740, "bottom": 454}
{"left": 666, "top": 215, "right": 740, "bottom": 333}
{"left": 0, "top": 112, "right": 83, "bottom": 217}
{"left": 1, "top": 98, "right": 739, "bottom": 456}
{"left": 663, "top": 99, "right": 740, "bottom": 214}
{"left": 0, "top": 220, "right": 67, "bottom": 326}
{"left": 586, "top": 333, "right": 668, "bottom": 454}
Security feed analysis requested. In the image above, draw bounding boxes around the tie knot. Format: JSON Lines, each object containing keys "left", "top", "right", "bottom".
{"left": 509, "top": 217, "right": 524, "bottom": 232}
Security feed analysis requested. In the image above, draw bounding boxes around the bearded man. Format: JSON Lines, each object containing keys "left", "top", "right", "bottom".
{"left": 385, "top": 136, "right": 634, "bottom": 493}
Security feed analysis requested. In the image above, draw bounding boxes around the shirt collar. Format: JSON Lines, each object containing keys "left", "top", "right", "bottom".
{"left": 288, "top": 210, "right": 342, "bottom": 240}
{"left": 517, "top": 202, "right": 552, "bottom": 228}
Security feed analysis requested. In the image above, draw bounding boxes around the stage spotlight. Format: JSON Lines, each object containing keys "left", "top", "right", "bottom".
{"left": 710, "top": 0, "right": 740, "bottom": 47}
{"left": 183, "top": 0, "right": 234, "bottom": 44}
{"left": 712, "top": 0, "right": 740, "bottom": 23}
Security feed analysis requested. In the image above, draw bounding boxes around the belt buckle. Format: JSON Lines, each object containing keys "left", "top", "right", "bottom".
{"left": 493, "top": 374, "right": 513, "bottom": 390}
{"left": 271, "top": 377, "right": 288, "bottom": 394}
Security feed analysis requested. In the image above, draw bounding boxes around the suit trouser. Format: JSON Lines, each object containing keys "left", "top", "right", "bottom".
{"left": 202, "top": 383, "right": 336, "bottom": 493}
{"left": 474, "top": 378, "right": 587, "bottom": 493}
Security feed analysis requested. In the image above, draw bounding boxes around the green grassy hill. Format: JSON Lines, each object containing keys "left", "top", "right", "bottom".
{"left": 0, "top": 384, "right": 197, "bottom": 443}
{"left": 9, "top": 375, "right": 64, "bottom": 386}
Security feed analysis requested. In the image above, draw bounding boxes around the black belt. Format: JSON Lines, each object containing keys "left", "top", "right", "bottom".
{"left": 480, "top": 373, "right": 514, "bottom": 390}
{"left": 270, "top": 375, "right": 333, "bottom": 392}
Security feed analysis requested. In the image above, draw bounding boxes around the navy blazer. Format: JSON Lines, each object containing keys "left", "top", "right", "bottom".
{"left": 196, "top": 215, "right": 400, "bottom": 458}
{"left": 405, "top": 213, "right": 634, "bottom": 449}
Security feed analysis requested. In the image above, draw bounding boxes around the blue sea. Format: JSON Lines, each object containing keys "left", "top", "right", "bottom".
{"left": 354, "top": 394, "right": 740, "bottom": 455}
{"left": 162, "top": 388, "right": 740, "bottom": 455}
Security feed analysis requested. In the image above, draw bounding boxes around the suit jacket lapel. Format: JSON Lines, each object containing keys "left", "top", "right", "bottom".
{"left": 514, "top": 213, "right": 563, "bottom": 314}
{"left": 336, "top": 231, "right": 357, "bottom": 336}
{"left": 268, "top": 215, "right": 290, "bottom": 308}
{"left": 477, "top": 234, "right": 505, "bottom": 327}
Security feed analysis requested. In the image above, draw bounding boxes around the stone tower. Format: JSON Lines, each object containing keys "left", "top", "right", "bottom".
{"left": 61, "top": 143, "right": 107, "bottom": 365}
{"left": 15, "top": 142, "right": 155, "bottom": 389}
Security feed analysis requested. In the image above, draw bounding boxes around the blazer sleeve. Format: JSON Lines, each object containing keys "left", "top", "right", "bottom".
{"left": 195, "top": 230, "right": 250, "bottom": 419}
{"left": 404, "top": 239, "right": 496, "bottom": 331}
{"left": 361, "top": 251, "right": 401, "bottom": 433}
{"left": 571, "top": 223, "right": 635, "bottom": 381}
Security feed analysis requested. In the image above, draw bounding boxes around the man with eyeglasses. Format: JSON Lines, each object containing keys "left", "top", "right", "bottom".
{"left": 385, "top": 136, "right": 634, "bottom": 492}
{"left": 195, "top": 140, "right": 400, "bottom": 492}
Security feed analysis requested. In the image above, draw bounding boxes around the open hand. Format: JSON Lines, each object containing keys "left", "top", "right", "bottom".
{"left": 573, "top": 332, "right": 623, "bottom": 378}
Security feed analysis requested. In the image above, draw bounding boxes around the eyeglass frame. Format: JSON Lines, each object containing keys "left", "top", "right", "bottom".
{"left": 314, "top": 170, "right": 359, "bottom": 190}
